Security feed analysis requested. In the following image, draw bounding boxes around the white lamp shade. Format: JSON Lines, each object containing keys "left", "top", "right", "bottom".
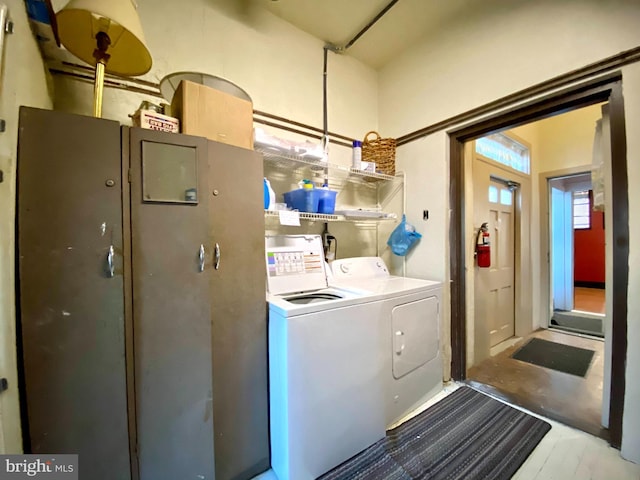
{"left": 57, "top": 0, "right": 152, "bottom": 76}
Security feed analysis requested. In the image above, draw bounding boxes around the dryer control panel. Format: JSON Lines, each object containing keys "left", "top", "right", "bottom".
{"left": 331, "top": 257, "right": 390, "bottom": 281}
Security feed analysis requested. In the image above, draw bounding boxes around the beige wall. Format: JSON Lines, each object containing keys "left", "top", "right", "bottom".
{"left": 50, "top": 0, "right": 377, "bottom": 168}
{"left": 537, "top": 105, "right": 604, "bottom": 173}
{"left": 380, "top": 0, "right": 640, "bottom": 137}
{"left": 380, "top": 0, "right": 640, "bottom": 462}
{"left": 0, "top": 0, "right": 52, "bottom": 452}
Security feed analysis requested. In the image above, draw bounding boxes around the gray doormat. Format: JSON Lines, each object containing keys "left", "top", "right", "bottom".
{"left": 319, "top": 386, "right": 551, "bottom": 480}
{"left": 551, "top": 310, "right": 604, "bottom": 337}
{"left": 511, "top": 338, "right": 595, "bottom": 377}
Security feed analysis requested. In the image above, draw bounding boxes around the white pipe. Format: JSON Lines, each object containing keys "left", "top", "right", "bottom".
{"left": 0, "top": 6, "right": 8, "bottom": 74}
{"left": 399, "top": 170, "right": 407, "bottom": 277}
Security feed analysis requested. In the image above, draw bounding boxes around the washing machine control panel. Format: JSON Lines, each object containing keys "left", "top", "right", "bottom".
{"left": 266, "top": 250, "right": 324, "bottom": 276}
{"left": 265, "top": 235, "right": 329, "bottom": 295}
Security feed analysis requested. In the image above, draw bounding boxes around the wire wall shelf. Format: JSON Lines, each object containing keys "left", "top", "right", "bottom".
{"left": 265, "top": 210, "right": 339, "bottom": 222}
{"left": 264, "top": 210, "right": 397, "bottom": 224}
{"left": 259, "top": 147, "right": 403, "bottom": 225}
{"left": 257, "top": 147, "right": 397, "bottom": 185}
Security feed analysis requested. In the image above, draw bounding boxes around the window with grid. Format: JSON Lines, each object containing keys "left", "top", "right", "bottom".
{"left": 573, "top": 190, "right": 591, "bottom": 229}
{"left": 475, "top": 133, "right": 530, "bottom": 174}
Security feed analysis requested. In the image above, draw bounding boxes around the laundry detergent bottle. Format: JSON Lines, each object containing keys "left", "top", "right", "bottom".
{"left": 264, "top": 178, "right": 275, "bottom": 210}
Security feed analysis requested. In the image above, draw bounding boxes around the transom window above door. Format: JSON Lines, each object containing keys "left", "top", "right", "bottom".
{"left": 476, "top": 133, "right": 530, "bottom": 174}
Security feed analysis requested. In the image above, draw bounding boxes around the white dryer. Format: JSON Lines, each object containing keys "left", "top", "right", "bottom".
{"left": 331, "top": 257, "right": 443, "bottom": 427}
{"left": 266, "top": 235, "right": 387, "bottom": 480}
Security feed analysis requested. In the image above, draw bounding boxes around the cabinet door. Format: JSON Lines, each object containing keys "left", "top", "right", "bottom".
{"left": 208, "top": 142, "right": 270, "bottom": 480}
{"left": 128, "top": 128, "right": 214, "bottom": 480}
{"left": 17, "top": 108, "right": 131, "bottom": 479}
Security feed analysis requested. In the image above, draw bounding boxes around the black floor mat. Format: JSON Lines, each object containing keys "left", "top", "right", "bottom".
{"left": 319, "top": 386, "right": 551, "bottom": 480}
{"left": 511, "top": 338, "right": 595, "bottom": 377}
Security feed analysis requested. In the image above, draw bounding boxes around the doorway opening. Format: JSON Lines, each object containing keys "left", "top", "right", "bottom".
{"left": 449, "top": 74, "right": 628, "bottom": 448}
{"left": 465, "top": 131, "right": 531, "bottom": 366}
{"left": 548, "top": 172, "right": 606, "bottom": 338}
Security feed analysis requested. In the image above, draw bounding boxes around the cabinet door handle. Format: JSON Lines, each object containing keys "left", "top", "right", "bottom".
{"left": 214, "top": 243, "right": 221, "bottom": 270}
{"left": 198, "top": 244, "right": 205, "bottom": 272}
{"left": 107, "top": 245, "right": 115, "bottom": 278}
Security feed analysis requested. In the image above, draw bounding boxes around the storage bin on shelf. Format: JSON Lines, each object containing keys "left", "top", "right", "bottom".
{"left": 316, "top": 188, "right": 337, "bottom": 214}
{"left": 283, "top": 188, "right": 319, "bottom": 213}
{"left": 362, "top": 131, "right": 396, "bottom": 176}
{"left": 283, "top": 188, "right": 337, "bottom": 214}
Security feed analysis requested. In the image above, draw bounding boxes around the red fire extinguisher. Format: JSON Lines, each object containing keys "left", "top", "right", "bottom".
{"left": 476, "top": 222, "right": 491, "bottom": 268}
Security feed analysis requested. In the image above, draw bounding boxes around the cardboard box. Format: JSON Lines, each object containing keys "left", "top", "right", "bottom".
{"left": 171, "top": 80, "right": 254, "bottom": 149}
{"left": 132, "top": 110, "right": 180, "bottom": 133}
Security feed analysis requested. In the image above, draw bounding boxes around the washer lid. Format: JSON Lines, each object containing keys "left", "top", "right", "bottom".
{"left": 265, "top": 235, "right": 328, "bottom": 295}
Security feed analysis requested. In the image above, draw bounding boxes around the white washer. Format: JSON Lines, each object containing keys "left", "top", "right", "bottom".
{"left": 266, "top": 235, "right": 387, "bottom": 480}
{"left": 266, "top": 238, "right": 443, "bottom": 480}
{"left": 330, "top": 257, "right": 443, "bottom": 427}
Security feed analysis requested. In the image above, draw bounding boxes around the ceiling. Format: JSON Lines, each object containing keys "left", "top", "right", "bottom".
{"left": 51, "top": 0, "right": 481, "bottom": 71}
{"left": 258, "top": 0, "right": 479, "bottom": 69}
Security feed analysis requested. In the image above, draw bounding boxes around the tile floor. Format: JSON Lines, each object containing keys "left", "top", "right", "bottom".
{"left": 468, "top": 329, "right": 606, "bottom": 438}
{"left": 251, "top": 382, "right": 640, "bottom": 480}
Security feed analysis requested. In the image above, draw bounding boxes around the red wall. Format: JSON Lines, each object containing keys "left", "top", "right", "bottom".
{"left": 574, "top": 198, "right": 605, "bottom": 284}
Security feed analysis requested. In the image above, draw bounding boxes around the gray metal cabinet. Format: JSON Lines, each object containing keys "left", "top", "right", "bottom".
{"left": 128, "top": 127, "right": 215, "bottom": 480}
{"left": 17, "top": 108, "right": 269, "bottom": 480}
{"left": 208, "top": 142, "right": 270, "bottom": 480}
{"left": 17, "top": 107, "right": 131, "bottom": 479}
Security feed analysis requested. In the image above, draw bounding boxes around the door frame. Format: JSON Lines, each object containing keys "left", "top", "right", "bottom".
{"left": 448, "top": 73, "right": 628, "bottom": 448}
{"left": 542, "top": 168, "right": 596, "bottom": 324}
{"left": 548, "top": 175, "right": 575, "bottom": 313}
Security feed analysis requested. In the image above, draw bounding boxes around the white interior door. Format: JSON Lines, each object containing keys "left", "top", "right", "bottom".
{"left": 549, "top": 181, "right": 574, "bottom": 312}
{"left": 473, "top": 160, "right": 516, "bottom": 353}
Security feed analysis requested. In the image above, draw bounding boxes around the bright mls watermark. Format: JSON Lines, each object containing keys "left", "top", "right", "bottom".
{"left": 0, "top": 455, "right": 77, "bottom": 479}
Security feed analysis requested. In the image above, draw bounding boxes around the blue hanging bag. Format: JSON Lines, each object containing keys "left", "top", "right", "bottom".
{"left": 387, "top": 214, "right": 422, "bottom": 256}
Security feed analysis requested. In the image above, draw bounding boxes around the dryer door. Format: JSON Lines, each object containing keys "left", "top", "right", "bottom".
{"left": 392, "top": 296, "right": 439, "bottom": 379}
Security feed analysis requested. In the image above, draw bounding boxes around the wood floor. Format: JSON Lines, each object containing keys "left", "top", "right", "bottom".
{"left": 467, "top": 329, "right": 606, "bottom": 440}
{"left": 574, "top": 287, "right": 605, "bottom": 314}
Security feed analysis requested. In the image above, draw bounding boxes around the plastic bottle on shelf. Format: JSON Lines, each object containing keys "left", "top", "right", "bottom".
{"left": 263, "top": 178, "right": 275, "bottom": 210}
{"left": 352, "top": 140, "right": 362, "bottom": 169}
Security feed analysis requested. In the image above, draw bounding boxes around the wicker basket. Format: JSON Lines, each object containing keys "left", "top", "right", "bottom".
{"left": 361, "top": 131, "right": 396, "bottom": 176}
